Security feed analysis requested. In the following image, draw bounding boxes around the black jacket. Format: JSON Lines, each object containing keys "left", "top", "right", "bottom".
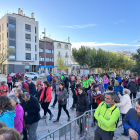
{"left": 70, "top": 80, "right": 76, "bottom": 94}
{"left": 35, "top": 89, "right": 43, "bottom": 101}
{"left": 22, "top": 95, "right": 41, "bottom": 124}
{"left": 12, "top": 77, "right": 18, "bottom": 83}
{"left": 28, "top": 82, "right": 36, "bottom": 96}
{"left": 76, "top": 94, "right": 89, "bottom": 112}
{"left": 127, "top": 81, "right": 139, "bottom": 93}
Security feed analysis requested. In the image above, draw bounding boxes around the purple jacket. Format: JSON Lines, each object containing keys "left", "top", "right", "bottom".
{"left": 122, "top": 79, "right": 128, "bottom": 87}
{"left": 14, "top": 104, "right": 24, "bottom": 133}
{"left": 98, "top": 84, "right": 104, "bottom": 93}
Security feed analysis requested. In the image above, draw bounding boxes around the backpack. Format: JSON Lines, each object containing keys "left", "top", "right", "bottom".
{"left": 101, "top": 102, "right": 119, "bottom": 128}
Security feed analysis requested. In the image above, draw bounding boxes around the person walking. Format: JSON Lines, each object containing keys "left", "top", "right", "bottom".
{"left": 123, "top": 98, "right": 140, "bottom": 140}
{"left": 51, "top": 78, "right": 61, "bottom": 108}
{"left": 64, "top": 76, "right": 69, "bottom": 93}
{"left": 12, "top": 75, "right": 18, "bottom": 83}
{"left": 122, "top": 77, "right": 128, "bottom": 88}
{"left": 82, "top": 76, "right": 88, "bottom": 88}
{"left": 103, "top": 75, "right": 109, "bottom": 92}
{"left": 34, "top": 84, "right": 43, "bottom": 102}
{"left": 53, "top": 83, "right": 70, "bottom": 122}
{"left": 28, "top": 78, "right": 36, "bottom": 96}
{"left": 97, "top": 75, "right": 102, "bottom": 83}
{"left": 94, "top": 92, "right": 120, "bottom": 140}
{"left": 15, "top": 82, "right": 27, "bottom": 93}
{"left": 0, "top": 81, "right": 9, "bottom": 96}
{"left": 97, "top": 80, "right": 104, "bottom": 94}
{"left": 127, "top": 77, "right": 139, "bottom": 99}
{"left": 116, "top": 89, "right": 132, "bottom": 136}
{"left": 118, "top": 75, "right": 122, "bottom": 85}
{"left": 18, "top": 76, "right": 29, "bottom": 93}
{"left": 111, "top": 74, "right": 115, "bottom": 86}
{"left": 114, "top": 80, "right": 123, "bottom": 98}
{"left": 39, "top": 81, "right": 53, "bottom": 119}
{"left": 9, "top": 94, "right": 24, "bottom": 134}
{"left": 7, "top": 74, "right": 12, "bottom": 91}
{"left": 76, "top": 87, "right": 89, "bottom": 136}
{"left": 0, "top": 96, "right": 15, "bottom": 128}
{"left": 22, "top": 92, "right": 40, "bottom": 140}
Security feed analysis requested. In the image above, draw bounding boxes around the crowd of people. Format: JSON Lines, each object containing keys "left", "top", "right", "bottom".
{"left": 0, "top": 72, "right": 139, "bottom": 140}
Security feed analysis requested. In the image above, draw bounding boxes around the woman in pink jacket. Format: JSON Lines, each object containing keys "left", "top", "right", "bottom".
{"left": 103, "top": 75, "right": 110, "bottom": 92}
{"left": 35, "top": 77, "right": 43, "bottom": 89}
{"left": 0, "top": 81, "right": 9, "bottom": 96}
{"left": 9, "top": 94, "right": 24, "bottom": 133}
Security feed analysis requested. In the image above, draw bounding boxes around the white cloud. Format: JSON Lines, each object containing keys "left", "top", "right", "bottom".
{"left": 71, "top": 42, "right": 139, "bottom": 52}
{"left": 60, "top": 24, "right": 96, "bottom": 29}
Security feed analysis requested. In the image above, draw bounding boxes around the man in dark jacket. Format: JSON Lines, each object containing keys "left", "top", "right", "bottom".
{"left": 123, "top": 98, "right": 140, "bottom": 140}
{"left": 18, "top": 76, "right": 29, "bottom": 92}
{"left": 28, "top": 78, "right": 36, "bottom": 96}
{"left": 70, "top": 76, "right": 77, "bottom": 110}
{"left": 127, "top": 77, "right": 139, "bottom": 99}
{"left": 22, "top": 92, "right": 40, "bottom": 140}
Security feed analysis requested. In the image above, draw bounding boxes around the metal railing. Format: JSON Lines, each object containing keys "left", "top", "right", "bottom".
{"left": 38, "top": 97, "right": 139, "bottom": 140}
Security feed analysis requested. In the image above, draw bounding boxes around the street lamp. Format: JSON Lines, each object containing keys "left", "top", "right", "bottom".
{"left": 42, "top": 28, "right": 46, "bottom": 80}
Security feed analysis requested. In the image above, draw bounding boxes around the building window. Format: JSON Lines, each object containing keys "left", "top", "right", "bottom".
{"left": 0, "top": 26, "right": 1, "bottom": 32}
{"left": 9, "top": 55, "right": 15, "bottom": 59}
{"left": 25, "top": 43, "right": 31, "bottom": 51}
{"left": 25, "top": 24, "right": 31, "bottom": 32}
{"left": 52, "top": 58, "right": 54, "bottom": 62}
{"left": 35, "top": 36, "right": 36, "bottom": 43}
{"left": 40, "top": 57, "right": 44, "bottom": 61}
{"left": 35, "top": 45, "right": 37, "bottom": 51}
{"left": 2, "top": 33, "right": 4, "bottom": 40}
{"left": 26, "top": 53, "right": 31, "bottom": 60}
{"left": 35, "top": 27, "right": 36, "bottom": 33}
{"left": 57, "top": 43, "right": 61, "bottom": 47}
{"left": 65, "top": 44, "right": 68, "bottom": 48}
{"left": 0, "top": 35, "right": 1, "bottom": 42}
{"left": 52, "top": 50, "right": 54, "bottom": 53}
{"left": 9, "top": 24, "right": 15, "bottom": 28}
{"left": 46, "top": 58, "right": 53, "bottom": 62}
{"left": 40, "top": 48, "right": 44, "bottom": 52}
{"left": 46, "top": 49, "right": 52, "bottom": 53}
{"left": 2, "top": 24, "right": 3, "bottom": 31}
{"left": 0, "top": 44, "right": 1, "bottom": 51}
{"left": 25, "top": 34, "right": 31, "bottom": 41}
{"left": 35, "top": 54, "right": 37, "bottom": 60}
{"left": 7, "top": 32, "right": 8, "bottom": 38}
{"left": 9, "top": 46, "right": 15, "bottom": 49}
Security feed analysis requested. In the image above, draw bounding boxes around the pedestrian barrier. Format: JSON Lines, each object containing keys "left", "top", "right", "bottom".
{"left": 38, "top": 97, "right": 138, "bottom": 140}
{"left": 38, "top": 109, "right": 96, "bottom": 140}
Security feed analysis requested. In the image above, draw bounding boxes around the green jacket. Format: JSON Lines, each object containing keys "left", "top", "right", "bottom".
{"left": 61, "top": 75, "right": 64, "bottom": 80}
{"left": 82, "top": 79, "right": 88, "bottom": 88}
{"left": 88, "top": 78, "right": 94, "bottom": 84}
{"left": 94, "top": 102, "right": 120, "bottom": 131}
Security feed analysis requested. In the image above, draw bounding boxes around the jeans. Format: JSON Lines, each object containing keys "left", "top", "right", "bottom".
{"left": 122, "top": 114, "right": 128, "bottom": 135}
{"left": 8, "top": 83, "right": 12, "bottom": 91}
{"left": 104, "top": 84, "right": 108, "bottom": 92}
{"left": 57, "top": 104, "right": 70, "bottom": 120}
{"left": 26, "top": 121, "right": 38, "bottom": 140}
{"left": 53, "top": 94, "right": 58, "bottom": 106}
{"left": 41, "top": 102, "right": 52, "bottom": 116}
{"left": 130, "top": 93, "right": 137, "bottom": 99}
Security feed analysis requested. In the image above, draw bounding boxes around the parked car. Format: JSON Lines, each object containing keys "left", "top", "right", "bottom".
{"left": 16, "top": 72, "right": 25, "bottom": 77}
{"left": 25, "top": 72, "right": 43, "bottom": 80}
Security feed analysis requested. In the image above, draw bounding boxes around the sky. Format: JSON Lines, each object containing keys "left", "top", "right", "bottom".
{"left": 0, "top": 0, "right": 140, "bottom": 52}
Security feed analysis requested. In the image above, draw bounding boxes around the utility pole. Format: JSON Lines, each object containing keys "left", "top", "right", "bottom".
{"left": 42, "top": 28, "right": 46, "bottom": 80}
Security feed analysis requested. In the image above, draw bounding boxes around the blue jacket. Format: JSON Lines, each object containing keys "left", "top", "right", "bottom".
{"left": 114, "top": 85, "right": 123, "bottom": 97}
{"left": 118, "top": 77, "right": 122, "bottom": 83}
{"left": 21, "top": 88, "right": 27, "bottom": 93}
{"left": 123, "top": 108, "right": 140, "bottom": 140}
{"left": 47, "top": 75, "right": 51, "bottom": 83}
{"left": 0, "top": 110, "right": 15, "bottom": 128}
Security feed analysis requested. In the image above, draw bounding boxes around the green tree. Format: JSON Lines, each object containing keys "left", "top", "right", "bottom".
{"left": 0, "top": 47, "right": 15, "bottom": 68}
{"left": 57, "top": 57, "right": 67, "bottom": 71}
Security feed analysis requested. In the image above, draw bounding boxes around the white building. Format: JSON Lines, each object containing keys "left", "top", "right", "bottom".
{"left": 0, "top": 8, "right": 39, "bottom": 74}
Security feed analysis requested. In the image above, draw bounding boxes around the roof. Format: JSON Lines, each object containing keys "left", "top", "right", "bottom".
{"left": 40, "top": 36, "right": 72, "bottom": 45}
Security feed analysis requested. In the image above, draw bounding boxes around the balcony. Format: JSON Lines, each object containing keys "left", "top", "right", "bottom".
{"left": 65, "top": 55, "right": 69, "bottom": 58}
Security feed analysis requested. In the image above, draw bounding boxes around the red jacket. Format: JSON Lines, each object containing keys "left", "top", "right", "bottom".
{"left": 22, "top": 82, "right": 29, "bottom": 93}
{"left": 0, "top": 85, "right": 9, "bottom": 96}
{"left": 35, "top": 81, "right": 43, "bottom": 89}
{"left": 7, "top": 76, "right": 12, "bottom": 83}
{"left": 40, "top": 87, "right": 52, "bottom": 102}
{"left": 93, "top": 94, "right": 102, "bottom": 106}
{"left": 138, "top": 77, "right": 140, "bottom": 84}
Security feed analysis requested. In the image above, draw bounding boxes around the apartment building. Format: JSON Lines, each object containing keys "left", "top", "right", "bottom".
{"left": 0, "top": 8, "right": 39, "bottom": 74}
{"left": 114, "top": 51, "right": 136, "bottom": 59}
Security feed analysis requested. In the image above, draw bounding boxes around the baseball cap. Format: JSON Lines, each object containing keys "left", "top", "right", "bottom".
{"left": 15, "top": 82, "right": 22, "bottom": 86}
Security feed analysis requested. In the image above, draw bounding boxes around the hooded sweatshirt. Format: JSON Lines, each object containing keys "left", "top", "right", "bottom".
{"left": 0, "top": 110, "right": 15, "bottom": 128}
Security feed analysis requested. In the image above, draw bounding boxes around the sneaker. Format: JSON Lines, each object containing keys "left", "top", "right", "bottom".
{"left": 41, "top": 116, "right": 46, "bottom": 119}
{"left": 51, "top": 105, "right": 54, "bottom": 108}
{"left": 49, "top": 114, "right": 54, "bottom": 120}
{"left": 53, "top": 119, "right": 59, "bottom": 123}
{"left": 67, "top": 117, "right": 70, "bottom": 122}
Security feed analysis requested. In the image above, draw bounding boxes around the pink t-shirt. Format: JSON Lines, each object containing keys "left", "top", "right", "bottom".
{"left": 103, "top": 78, "right": 109, "bottom": 84}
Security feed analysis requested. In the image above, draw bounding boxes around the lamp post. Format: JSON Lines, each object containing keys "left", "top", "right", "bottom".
{"left": 42, "top": 28, "right": 46, "bottom": 80}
